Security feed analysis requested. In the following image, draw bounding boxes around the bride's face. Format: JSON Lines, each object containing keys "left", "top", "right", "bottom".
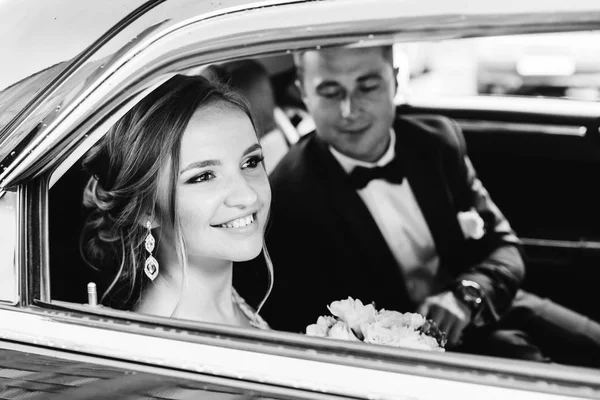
{"left": 158, "top": 102, "right": 271, "bottom": 263}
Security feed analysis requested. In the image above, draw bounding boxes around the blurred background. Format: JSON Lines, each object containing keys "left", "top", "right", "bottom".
{"left": 395, "top": 30, "right": 600, "bottom": 101}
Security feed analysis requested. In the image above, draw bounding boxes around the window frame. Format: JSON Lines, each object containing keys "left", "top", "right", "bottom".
{"left": 0, "top": 189, "right": 20, "bottom": 305}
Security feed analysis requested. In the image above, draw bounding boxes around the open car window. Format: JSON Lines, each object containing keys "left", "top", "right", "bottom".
{"left": 47, "top": 36, "right": 600, "bottom": 371}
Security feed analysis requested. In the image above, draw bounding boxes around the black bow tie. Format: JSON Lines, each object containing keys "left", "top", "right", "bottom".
{"left": 348, "top": 157, "right": 405, "bottom": 189}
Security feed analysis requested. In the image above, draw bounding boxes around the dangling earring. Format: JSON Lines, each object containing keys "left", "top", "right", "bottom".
{"left": 144, "top": 221, "right": 159, "bottom": 281}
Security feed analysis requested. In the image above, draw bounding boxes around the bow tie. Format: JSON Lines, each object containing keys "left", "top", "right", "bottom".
{"left": 348, "top": 157, "right": 405, "bottom": 189}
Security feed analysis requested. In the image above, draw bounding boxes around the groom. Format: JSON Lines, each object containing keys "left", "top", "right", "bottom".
{"left": 236, "top": 45, "right": 600, "bottom": 365}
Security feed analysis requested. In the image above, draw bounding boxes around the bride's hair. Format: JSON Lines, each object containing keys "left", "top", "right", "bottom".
{"left": 80, "top": 74, "right": 273, "bottom": 312}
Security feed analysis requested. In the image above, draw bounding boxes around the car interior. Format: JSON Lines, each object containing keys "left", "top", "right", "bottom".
{"left": 47, "top": 35, "right": 600, "bottom": 369}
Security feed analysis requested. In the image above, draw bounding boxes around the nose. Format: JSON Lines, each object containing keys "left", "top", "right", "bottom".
{"left": 340, "top": 95, "right": 352, "bottom": 118}
{"left": 339, "top": 94, "right": 357, "bottom": 119}
{"left": 224, "top": 172, "right": 258, "bottom": 209}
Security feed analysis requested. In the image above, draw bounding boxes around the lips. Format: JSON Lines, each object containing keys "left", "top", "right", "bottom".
{"left": 338, "top": 124, "right": 370, "bottom": 134}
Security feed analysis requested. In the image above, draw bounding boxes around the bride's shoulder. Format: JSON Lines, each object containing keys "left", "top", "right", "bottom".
{"left": 232, "top": 289, "right": 270, "bottom": 330}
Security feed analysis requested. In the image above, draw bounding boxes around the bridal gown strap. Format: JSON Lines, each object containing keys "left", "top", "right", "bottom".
{"left": 232, "top": 289, "right": 270, "bottom": 330}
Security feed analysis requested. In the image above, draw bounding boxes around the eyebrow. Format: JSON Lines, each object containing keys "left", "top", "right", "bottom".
{"left": 315, "top": 73, "right": 383, "bottom": 90}
{"left": 179, "top": 143, "right": 263, "bottom": 175}
{"left": 244, "top": 143, "right": 262, "bottom": 156}
{"left": 180, "top": 160, "right": 220, "bottom": 175}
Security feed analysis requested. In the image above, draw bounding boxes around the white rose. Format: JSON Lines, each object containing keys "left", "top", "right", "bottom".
{"left": 457, "top": 209, "right": 485, "bottom": 240}
{"left": 317, "top": 315, "right": 337, "bottom": 328}
{"left": 364, "top": 321, "right": 444, "bottom": 351}
{"left": 375, "top": 310, "right": 425, "bottom": 329}
{"left": 407, "top": 312, "right": 426, "bottom": 328}
{"left": 394, "top": 335, "right": 441, "bottom": 351}
{"left": 327, "top": 321, "right": 360, "bottom": 341}
{"left": 306, "top": 324, "right": 328, "bottom": 337}
{"left": 364, "top": 322, "right": 411, "bottom": 347}
{"left": 414, "top": 334, "right": 445, "bottom": 352}
{"left": 306, "top": 315, "right": 337, "bottom": 337}
{"left": 328, "top": 297, "right": 376, "bottom": 339}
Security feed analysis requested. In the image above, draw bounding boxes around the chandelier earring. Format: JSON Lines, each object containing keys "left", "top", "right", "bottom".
{"left": 144, "top": 221, "right": 159, "bottom": 281}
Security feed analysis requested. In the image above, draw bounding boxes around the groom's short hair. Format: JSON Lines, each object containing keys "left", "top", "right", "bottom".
{"left": 293, "top": 45, "right": 395, "bottom": 83}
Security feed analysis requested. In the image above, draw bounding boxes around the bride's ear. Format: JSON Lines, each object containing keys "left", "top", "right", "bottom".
{"left": 137, "top": 211, "right": 160, "bottom": 230}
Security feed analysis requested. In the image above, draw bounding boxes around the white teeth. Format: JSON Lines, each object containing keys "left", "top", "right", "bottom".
{"left": 220, "top": 214, "right": 255, "bottom": 228}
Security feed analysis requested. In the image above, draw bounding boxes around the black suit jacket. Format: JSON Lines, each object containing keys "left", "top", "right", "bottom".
{"left": 235, "top": 114, "right": 525, "bottom": 334}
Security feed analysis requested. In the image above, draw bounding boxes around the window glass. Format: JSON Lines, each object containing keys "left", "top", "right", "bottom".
{"left": 0, "top": 191, "right": 17, "bottom": 303}
{"left": 397, "top": 30, "right": 600, "bottom": 101}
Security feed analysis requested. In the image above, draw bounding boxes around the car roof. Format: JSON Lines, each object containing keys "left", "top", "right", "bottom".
{"left": 1, "top": 0, "right": 600, "bottom": 193}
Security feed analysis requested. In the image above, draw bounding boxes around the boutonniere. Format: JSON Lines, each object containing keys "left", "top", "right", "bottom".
{"left": 457, "top": 208, "right": 485, "bottom": 240}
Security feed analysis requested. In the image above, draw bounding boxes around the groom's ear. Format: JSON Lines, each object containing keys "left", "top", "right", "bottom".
{"left": 295, "top": 78, "right": 308, "bottom": 105}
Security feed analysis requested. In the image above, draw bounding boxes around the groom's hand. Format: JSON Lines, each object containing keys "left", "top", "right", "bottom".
{"left": 417, "top": 291, "right": 472, "bottom": 347}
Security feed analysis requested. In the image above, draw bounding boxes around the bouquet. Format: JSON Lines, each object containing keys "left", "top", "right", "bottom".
{"left": 305, "top": 297, "right": 447, "bottom": 352}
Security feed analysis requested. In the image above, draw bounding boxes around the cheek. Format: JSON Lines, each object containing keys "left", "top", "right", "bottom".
{"left": 309, "top": 100, "right": 337, "bottom": 124}
{"left": 176, "top": 191, "right": 214, "bottom": 231}
{"left": 368, "top": 96, "right": 395, "bottom": 118}
{"left": 252, "top": 175, "right": 272, "bottom": 207}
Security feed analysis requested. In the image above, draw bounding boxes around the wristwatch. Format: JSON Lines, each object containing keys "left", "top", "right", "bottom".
{"left": 453, "top": 279, "right": 484, "bottom": 316}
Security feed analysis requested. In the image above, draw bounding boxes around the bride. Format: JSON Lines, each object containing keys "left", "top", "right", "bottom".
{"left": 80, "top": 74, "right": 271, "bottom": 328}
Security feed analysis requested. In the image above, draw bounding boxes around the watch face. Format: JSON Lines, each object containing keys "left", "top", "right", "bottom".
{"left": 455, "top": 281, "right": 483, "bottom": 311}
{"left": 460, "top": 287, "right": 482, "bottom": 308}
{"left": 464, "top": 286, "right": 481, "bottom": 300}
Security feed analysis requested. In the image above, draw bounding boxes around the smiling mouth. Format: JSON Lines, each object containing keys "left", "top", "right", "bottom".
{"left": 213, "top": 213, "right": 257, "bottom": 229}
{"left": 339, "top": 125, "right": 370, "bottom": 134}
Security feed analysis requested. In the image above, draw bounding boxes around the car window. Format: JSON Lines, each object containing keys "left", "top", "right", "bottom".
{"left": 398, "top": 30, "right": 600, "bottom": 101}
{"left": 46, "top": 51, "right": 598, "bottom": 374}
{"left": 0, "top": 191, "right": 17, "bottom": 304}
{"left": 31, "top": 11, "right": 599, "bottom": 393}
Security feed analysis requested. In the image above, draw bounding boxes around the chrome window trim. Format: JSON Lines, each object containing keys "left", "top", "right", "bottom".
{"left": 0, "top": 306, "right": 598, "bottom": 399}
{"left": 456, "top": 120, "right": 587, "bottom": 136}
{"left": 0, "top": 342, "right": 355, "bottom": 400}
{"left": 403, "top": 95, "right": 600, "bottom": 119}
{"left": 521, "top": 238, "right": 600, "bottom": 250}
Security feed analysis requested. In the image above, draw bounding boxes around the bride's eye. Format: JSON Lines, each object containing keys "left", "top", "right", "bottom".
{"left": 242, "top": 155, "right": 264, "bottom": 170}
{"left": 188, "top": 171, "right": 215, "bottom": 183}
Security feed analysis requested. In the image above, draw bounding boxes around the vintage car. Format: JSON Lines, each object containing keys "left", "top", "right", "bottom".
{"left": 1, "top": 0, "right": 600, "bottom": 399}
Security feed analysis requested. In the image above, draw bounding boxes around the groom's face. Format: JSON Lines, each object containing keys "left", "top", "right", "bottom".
{"left": 297, "top": 46, "right": 397, "bottom": 163}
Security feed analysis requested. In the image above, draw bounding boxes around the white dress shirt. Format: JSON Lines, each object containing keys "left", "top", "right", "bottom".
{"left": 329, "top": 130, "right": 440, "bottom": 303}
{"left": 260, "top": 128, "right": 289, "bottom": 175}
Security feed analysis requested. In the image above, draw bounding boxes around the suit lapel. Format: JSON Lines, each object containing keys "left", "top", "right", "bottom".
{"left": 311, "top": 136, "right": 394, "bottom": 261}
{"left": 309, "top": 135, "right": 410, "bottom": 307}
{"left": 395, "top": 118, "right": 464, "bottom": 268}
